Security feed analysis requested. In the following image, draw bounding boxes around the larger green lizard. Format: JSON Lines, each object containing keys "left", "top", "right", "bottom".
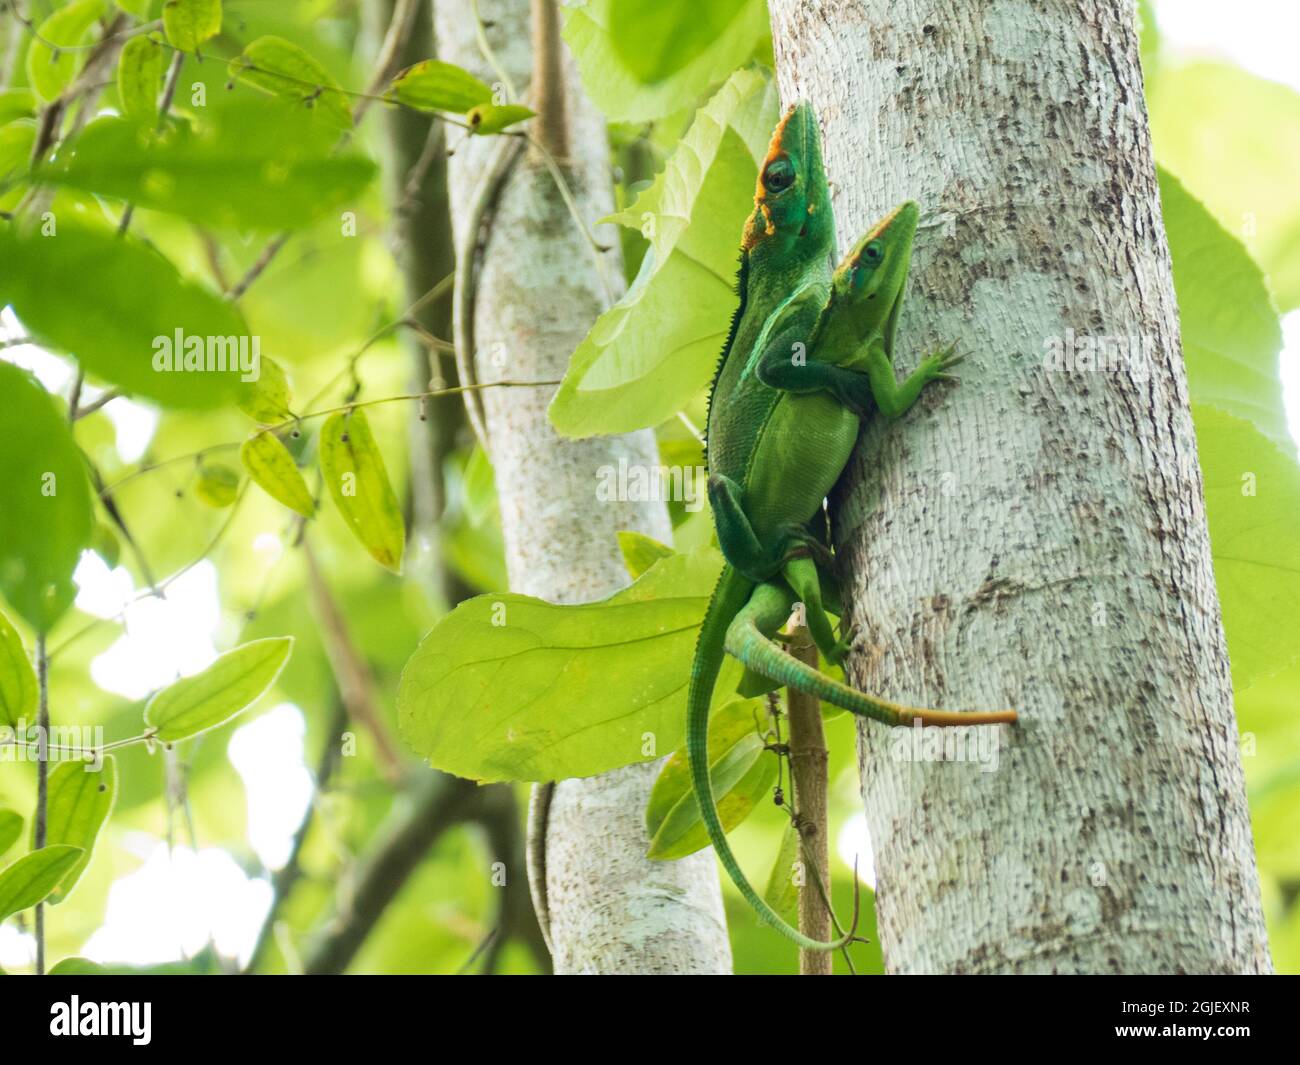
{"left": 692, "top": 167, "right": 1018, "bottom": 948}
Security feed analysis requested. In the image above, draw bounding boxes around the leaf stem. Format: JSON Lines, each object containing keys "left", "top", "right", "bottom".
{"left": 34, "top": 633, "right": 48, "bottom": 976}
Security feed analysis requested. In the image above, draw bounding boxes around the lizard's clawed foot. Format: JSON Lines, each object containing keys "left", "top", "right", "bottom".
{"left": 824, "top": 626, "right": 856, "bottom": 666}
{"left": 920, "top": 342, "right": 965, "bottom": 383}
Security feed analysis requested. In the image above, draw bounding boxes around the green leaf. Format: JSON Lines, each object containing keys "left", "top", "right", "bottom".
{"left": 388, "top": 60, "right": 492, "bottom": 113}
{"left": 762, "top": 819, "right": 802, "bottom": 923}
{"left": 616, "top": 530, "right": 674, "bottom": 580}
{"left": 240, "top": 432, "right": 315, "bottom": 518}
{"left": 27, "top": 0, "right": 107, "bottom": 101}
{"left": 0, "top": 846, "right": 83, "bottom": 921}
{"left": 0, "top": 609, "right": 36, "bottom": 730}
{"left": 194, "top": 463, "right": 240, "bottom": 508}
{"left": 40, "top": 756, "right": 117, "bottom": 904}
{"left": 144, "top": 637, "right": 293, "bottom": 742}
{"left": 117, "top": 34, "right": 165, "bottom": 123}
{"left": 1196, "top": 406, "right": 1300, "bottom": 688}
{"left": 398, "top": 545, "right": 727, "bottom": 781}
{"left": 0, "top": 90, "right": 37, "bottom": 124}
{"left": 319, "top": 408, "right": 405, "bottom": 573}
{"left": 38, "top": 104, "right": 375, "bottom": 230}
{"left": 1149, "top": 62, "right": 1300, "bottom": 312}
{"left": 161, "top": 0, "right": 221, "bottom": 52}
{"left": 467, "top": 103, "right": 535, "bottom": 135}
{"left": 610, "top": 0, "right": 752, "bottom": 84}
{"left": 228, "top": 35, "right": 353, "bottom": 132}
{"left": 236, "top": 355, "right": 293, "bottom": 424}
{"left": 0, "top": 811, "right": 22, "bottom": 859}
{"left": 645, "top": 697, "right": 776, "bottom": 859}
{"left": 1160, "top": 168, "right": 1289, "bottom": 453}
{"left": 0, "top": 119, "right": 36, "bottom": 183}
{"left": 0, "top": 224, "right": 248, "bottom": 410}
{"left": 461, "top": 446, "right": 496, "bottom": 528}
{"left": 0, "top": 364, "right": 94, "bottom": 631}
{"left": 550, "top": 69, "right": 777, "bottom": 436}
{"left": 564, "top": 0, "right": 769, "bottom": 122}
{"left": 48, "top": 957, "right": 107, "bottom": 975}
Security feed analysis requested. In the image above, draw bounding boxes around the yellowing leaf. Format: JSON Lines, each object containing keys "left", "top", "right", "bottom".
{"left": 319, "top": 408, "right": 405, "bottom": 573}
{"left": 467, "top": 103, "right": 534, "bottom": 135}
{"left": 162, "top": 0, "right": 222, "bottom": 53}
{"left": 144, "top": 637, "right": 293, "bottom": 742}
{"left": 0, "top": 609, "right": 36, "bottom": 730}
{"left": 41, "top": 757, "right": 116, "bottom": 904}
{"left": 117, "top": 34, "right": 165, "bottom": 123}
{"left": 236, "top": 356, "right": 292, "bottom": 424}
{"left": 240, "top": 432, "right": 314, "bottom": 517}
{"left": 0, "top": 846, "right": 83, "bottom": 921}
{"left": 388, "top": 60, "right": 492, "bottom": 113}
{"left": 762, "top": 820, "right": 802, "bottom": 922}
{"left": 228, "top": 35, "right": 353, "bottom": 132}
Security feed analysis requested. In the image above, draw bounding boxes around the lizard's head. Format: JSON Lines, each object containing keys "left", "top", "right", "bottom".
{"left": 830, "top": 200, "right": 920, "bottom": 344}
{"left": 741, "top": 102, "right": 835, "bottom": 263}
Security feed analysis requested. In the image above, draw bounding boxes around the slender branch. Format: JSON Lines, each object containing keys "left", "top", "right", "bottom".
{"left": 354, "top": 0, "right": 419, "bottom": 125}
{"left": 786, "top": 626, "right": 833, "bottom": 975}
{"left": 301, "top": 774, "right": 479, "bottom": 974}
{"left": 118, "top": 50, "right": 185, "bottom": 237}
{"left": 33, "top": 633, "right": 49, "bottom": 976}
{"left": 71, "top": 387, "right": 121, "bottom": 421}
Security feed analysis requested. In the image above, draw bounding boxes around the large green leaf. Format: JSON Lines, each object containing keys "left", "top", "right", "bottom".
{"left": 0, "top": 364, "right": 94, "bottom": 631}
{"left": 228, "top": 36, "right": 353, "bottom": 132}
{"left": 564, "top": 0, "right": 769, "bottom": 122}
{"left": 1160, "top": 168, "right": 1289, "bottom": 452}
{"left": 0, "top": 846, "right": 83, "bottom": 921}
{"left": 398, "top": 546, "right": 729, "bottom": 782}
{"left": 1196, "top": 406, "right": 1300, "bottom": 688}
{"left": 549, "top": 70, "right": 777, "bottom": 437}
{"left": 27, "top": 0, "right": 107, "bottom": 101}
{"left": 319, "top": 408, "right": 405, "bottom": 573}
{"left": 40, "top": 756, "right": 117, "bottom": 904}
{"left": 161, "top": 0, "right": 221, "bottom": 52}
{"left": 0, "top": 608, "right": 37, "bottom": 729}
{"left": 762, "top": 819, "right": 802, "bottom": 923}
{"left": 610, "top": 0, "right": 754, "bottom": 85}
{"left": 645, "top": 696, "right": 777, "bottom": 859}
{"left": 39, "top": 103, "right": 375, "bottom": 230}
{"left": 1149, "top": 62, "right": 1300, "bottom": 312}
{"left": 0, "top": 225, "right": 248, "bottom": 410}
{"left": 144, "top": 637, "right": 293, "bottom": 742}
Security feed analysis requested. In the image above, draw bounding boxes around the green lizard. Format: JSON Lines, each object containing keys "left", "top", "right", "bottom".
{"left": 691, "top": 173, "right": 1018, "bottom": 949}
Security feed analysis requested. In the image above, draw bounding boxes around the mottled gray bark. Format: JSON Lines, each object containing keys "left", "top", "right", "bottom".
{"left": 769, "top": 0, "right": 1270, "bottom": 973}
{"left": 435, "top": 0, "right": 731, "bottom": 974}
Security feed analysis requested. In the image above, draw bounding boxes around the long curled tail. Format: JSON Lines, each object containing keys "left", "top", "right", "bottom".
{"left": 726, "top": 581, "right": 1018, "bottom": 727}
{"left": 689, "top": 565, "right": 860, "bottom": 951}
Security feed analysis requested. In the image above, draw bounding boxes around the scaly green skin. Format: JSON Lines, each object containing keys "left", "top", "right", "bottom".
{"left": 690, "top": 177, "right": 1016, "bottom": 949}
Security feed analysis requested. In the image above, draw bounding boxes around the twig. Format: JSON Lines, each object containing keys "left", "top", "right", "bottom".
{"left": 225, "top": 232, "right": 289, "bottom": 301}
{"left": 118, "top": 50, "right": 185, "bottom": 237}
{"left": 786, "top": 626, "right": 833, "bottom": 975}
{"left": 301, "top": 773, "right": 479, "bottom": 974}
{"left": 353, "top": 0, "right": 419, "bottom": 125}
{"left": 71, "top": 387, "right": 120, "bottom": 421}
{"left": 33, "top": 633, "right": 48, "bottom": 976}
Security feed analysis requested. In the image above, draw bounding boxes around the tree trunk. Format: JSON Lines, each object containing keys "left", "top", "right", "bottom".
{"left": 435, "top": 0, "right": 731, "bottom": 974}
{"left": 769, "top": 0, "right": 1271, "bottom": 973}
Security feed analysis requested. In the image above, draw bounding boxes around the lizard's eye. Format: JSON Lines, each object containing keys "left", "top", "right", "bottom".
{"left": 762, "top": 159, "right": 796, "bottom": 192}
{"left": 863, "top": 241, "right": 884, "bottom": 264}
